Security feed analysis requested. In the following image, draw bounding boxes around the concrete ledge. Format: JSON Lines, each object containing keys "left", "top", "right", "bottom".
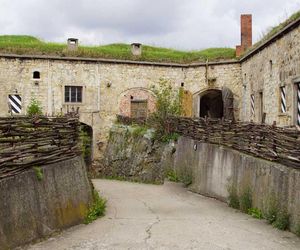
{"left": 0, "top": 156, "right": 92, "bottom": 249}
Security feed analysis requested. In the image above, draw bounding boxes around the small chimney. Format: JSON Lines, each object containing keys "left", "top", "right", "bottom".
{"left": 131, "top": 43, "right": 142, "bottom": 56}
{"left": 67, "top": 38, "right": 78, "bottom": 51}
{"left": 236, "top": 14, "right": 252, "bottom": 57}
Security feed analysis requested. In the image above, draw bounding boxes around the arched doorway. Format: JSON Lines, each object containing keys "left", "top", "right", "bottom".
{"left": 200, "top": 89, "right": 223, "bottom": 118}
{"left": 198, "top": 87, "right": 234, "bottom": 120}
{"left": 79, "top": 123, "right": 93, "bottom": 169}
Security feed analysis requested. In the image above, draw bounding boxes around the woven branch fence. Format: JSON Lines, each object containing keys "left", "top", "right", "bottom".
{"left": 0, "top": 116, "right": 80, "bottom": 179}
{"left": 167, "top": 116, "right": 300, "bottom": 169}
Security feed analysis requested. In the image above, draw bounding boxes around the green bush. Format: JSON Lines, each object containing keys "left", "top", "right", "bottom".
{"left": 248, "top": 207, "right": 263, "bottom": 219}
{"left": 27, "top": 98, "right": 43, "bottom": 116}
{"left": 239, "top": 187, "right": 252, "bottom": 213}
{"left": 273, "top": 209, "right": 289, "bottom": 230}
{"left": 85, "top": 190, "right": 106, "bottom": 224}
{"left": 227, "top": 185, "right": 240, "bottom": 209}
{"left": 148, "top": 78, "right": 182, "bottom": 142}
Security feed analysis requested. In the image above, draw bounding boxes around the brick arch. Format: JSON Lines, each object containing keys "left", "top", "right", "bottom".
{"left": 118, "top": 88, "right": 156, "bottom": 117}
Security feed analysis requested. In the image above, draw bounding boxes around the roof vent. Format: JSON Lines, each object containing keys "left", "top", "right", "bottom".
{"left": 131, "top": 43, "right": 142, "bottom": 56}
{"left": 67, "top": 38, "right": 78, "bottom": 51}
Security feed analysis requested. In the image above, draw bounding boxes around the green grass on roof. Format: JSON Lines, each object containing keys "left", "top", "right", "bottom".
{"left": 242, "top": 10, "right": 300, "bottom": 57}
{"left": 0, "top": 35, "right": 236, "bottom": 63}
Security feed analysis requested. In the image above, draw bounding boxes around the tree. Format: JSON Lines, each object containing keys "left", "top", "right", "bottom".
{"left": 149, "top": 78, "right": 182, "bottom": 140}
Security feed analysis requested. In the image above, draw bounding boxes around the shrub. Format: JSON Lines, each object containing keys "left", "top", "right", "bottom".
{"left": 148, "top": 78, "right": 182, "bottom": 141}
{"left": 27, "top": 98, "right": 43, "bottom": 116}
{"left": 273, "top": 209, "right": 289, "bottom": 230}
{"left": 85, "top": 190, "right": 106, "bottom": 224}
{"left": 239, "top": 187, "right": 252, "bottom": 213}
{"left": 227, "top": 184, "right": 240, "bottom": 209}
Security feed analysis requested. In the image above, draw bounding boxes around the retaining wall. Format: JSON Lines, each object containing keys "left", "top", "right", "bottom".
{"left": 173, "top": 137, "right": 300, "bottom": 233}
{"left": 0, "top": 156, "right": 92, "bottom": 249}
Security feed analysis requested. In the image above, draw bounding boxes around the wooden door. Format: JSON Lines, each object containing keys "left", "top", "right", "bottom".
{"left": 222, "top": 87, "right": 234, "bottom": 120}
{"left": 131, "top": 100, "right": 148, "bottom": 118}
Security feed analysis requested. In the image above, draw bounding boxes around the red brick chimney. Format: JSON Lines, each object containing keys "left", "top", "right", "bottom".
{"left": 236, "top": 14, "right": 252, "bottom": 57}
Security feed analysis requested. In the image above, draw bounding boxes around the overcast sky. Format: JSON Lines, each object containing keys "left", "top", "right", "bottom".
{"left": 0, "top": 0, "right": 300, "bottom": 50}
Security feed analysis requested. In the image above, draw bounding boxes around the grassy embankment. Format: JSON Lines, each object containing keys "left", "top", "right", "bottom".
{"left": 0, "top": 35, "right": 235, "bottom": 63}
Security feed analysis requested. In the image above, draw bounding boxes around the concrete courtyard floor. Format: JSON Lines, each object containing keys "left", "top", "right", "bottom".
{"left": 28, "top": 179, "right": 300, "bottom": 250}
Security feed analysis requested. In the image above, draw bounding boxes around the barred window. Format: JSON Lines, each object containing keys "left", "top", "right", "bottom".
{"left": 65, "top": 86, "right": 82, "bottom": 103}
{"left": 280, "top": 86, "right": 287, "bottom": 113}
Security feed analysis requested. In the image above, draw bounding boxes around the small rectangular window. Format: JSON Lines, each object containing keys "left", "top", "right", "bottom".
{"left": 65, "top": 86, "right": 82, "bottom": 103}
{"left": 280, "top": 86, "right": 287, "bottom": 113}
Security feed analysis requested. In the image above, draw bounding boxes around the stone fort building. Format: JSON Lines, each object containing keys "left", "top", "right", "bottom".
{"left": 1, "top": 15, "right": 300, "bottom": 159}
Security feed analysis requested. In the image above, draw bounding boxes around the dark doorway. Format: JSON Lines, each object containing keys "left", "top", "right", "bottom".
{"left": 80, "top": 123, "right": 93, "bottom": 169}
{"left": 200, "top": 90, "right": 224, "bottom": 118}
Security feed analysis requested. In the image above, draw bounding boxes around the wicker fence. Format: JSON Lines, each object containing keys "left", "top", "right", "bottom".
{"left": 116, "top": 114, "right": 300, "bottom": 168}
{"left": 0, "top": 116, "right": 80, "bottom": 179}
{"left": 168, "top": 117, "right": 300, "bottom": 169}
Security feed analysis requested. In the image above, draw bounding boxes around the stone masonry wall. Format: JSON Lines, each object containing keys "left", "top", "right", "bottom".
{"left": 0, "top": 57, "right": 241, "bottom": 159}
{"left": 241, "top": 25, "right": 300, "bottom": 126}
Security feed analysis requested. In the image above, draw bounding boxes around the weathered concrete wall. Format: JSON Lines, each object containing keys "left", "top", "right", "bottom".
{"left": 174, "top": 137, "right": 300, "bottom": 233}
{"left": 241, "top": 25, "right": 300, "bottom": 126}
{"left": 98, "top": 125, "right": 174, "bottom": 184}
{"left": 0, "top": 156, "right": 92, "bottom": 249}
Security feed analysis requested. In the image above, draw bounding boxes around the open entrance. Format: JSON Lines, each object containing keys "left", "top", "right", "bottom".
{"left": 199, "top": 87, "right": 234, "bottom": 120}
{"left": 200, "top": 90, "right": 223, "bottom": 118}
{"left": 79, "top": 123, "right": 93, "bottom": 169}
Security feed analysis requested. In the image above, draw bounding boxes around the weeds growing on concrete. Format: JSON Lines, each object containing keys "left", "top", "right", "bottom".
{"left": 166, "top": 169, "right": 180, "bottom": 182}
{"left": 33, "top": 166, "right": 43, "bottom": 181}
{"left": 85, "top": 190, "right": 106, "bottom": 224}
{"left": 273, "top": 209, "right": 290, "bottom": 231}
{"left": 239, "top": 187, "right": 252, "bottom": 213}
{"left": 248, "top": 207, "right": 263, "bottom": 219}
{"left": 227, "top": 184, "right": 240, "bottom": 209}
{"left": 296, "top": 224, "right": 300, "bottom": 237}
{"left": 265, "top": 196, "right": 279, "bottom": 224}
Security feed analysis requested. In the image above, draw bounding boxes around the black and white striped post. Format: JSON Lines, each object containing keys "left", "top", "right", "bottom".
{"left": 297, "top": 83, "right": 300, "bottom": 126}
{"left": 250, "top": 94, "right": 255, "bottom": 116}
{"left": 280, "top": 86, "right": 287, "bottom": 113}
{"left": 8, "top": 95, "right": 22, "bottom": 114}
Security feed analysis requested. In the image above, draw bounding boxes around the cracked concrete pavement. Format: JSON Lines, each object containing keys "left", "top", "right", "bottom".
{"left": 27, "top": 179, "right": 300, "bottom": 250}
